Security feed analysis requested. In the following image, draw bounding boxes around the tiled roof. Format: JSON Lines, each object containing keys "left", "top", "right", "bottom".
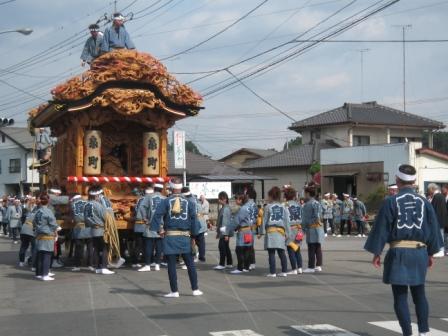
{"left": 168, "top": 150, "right": 248, "bottom": 176}
{"left": 219, "top": 147, "right": 277, "bottom": 161}
{"left": 289, "top": 102, "right": 445, "bottom": 130}
{"left": 0, "top": 127, "right": 34, "bottom": 149}
{"left": 241, "top": 143, "right": 337, "bottom": 170}
{"left": 416, "top": 147, "right": 448, "bottom": 161}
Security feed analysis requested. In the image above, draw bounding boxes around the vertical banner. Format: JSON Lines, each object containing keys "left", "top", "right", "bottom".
{"left": 143, "top": 132, "right": 160, "bottom": 175}
{"left": 173, "top": 130, "right": 186, "bottom": 169}
{"left": 83, "top": 130, "right": 101, "bottom": 175}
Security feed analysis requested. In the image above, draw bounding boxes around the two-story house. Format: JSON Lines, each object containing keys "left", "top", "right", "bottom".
{"left": 289, "top": 101, "right": 444, "bottom": 147}
{"left": 243, "top": 101, "right": 446, "bottom": 201}
{"left": 0, "top": 127, "right": 39, "bottom": 196}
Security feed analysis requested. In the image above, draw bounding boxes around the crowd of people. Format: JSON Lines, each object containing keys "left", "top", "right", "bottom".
{"left": 1, "top": 171, "right": 446, "bottom": 303}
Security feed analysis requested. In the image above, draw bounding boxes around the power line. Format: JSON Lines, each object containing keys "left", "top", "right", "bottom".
{"left": 161, "top": 0, "right": 269, "bottom": 61}
{"left": 225, "top": 69, "right": 296, "bottom": 122}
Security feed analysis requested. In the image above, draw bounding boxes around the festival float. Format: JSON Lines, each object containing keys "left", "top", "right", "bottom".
{"left": 28, "top": 49, "right": 203, "bottom": 229}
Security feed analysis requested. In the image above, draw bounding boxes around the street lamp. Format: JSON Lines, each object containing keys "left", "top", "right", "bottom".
{"left": 0, "top": 28, "right": 33, "bottom": 35}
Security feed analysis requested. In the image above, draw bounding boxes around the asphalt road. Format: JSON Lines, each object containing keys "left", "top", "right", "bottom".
{"left": 0, "top": 234, "right": 447, "bottom": 336}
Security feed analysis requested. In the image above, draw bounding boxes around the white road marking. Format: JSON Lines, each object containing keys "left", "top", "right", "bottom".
{"left": 291, "top": 324, "right": 360, "bottom": 336}
{"left": 443, "top": 318, "right": 448, "bottom": 322}
{"left": 210, "top": 330, "right": 263, "bottom": 336}
{"left": 369, "top": 321, "right": 448, "bottom": 335}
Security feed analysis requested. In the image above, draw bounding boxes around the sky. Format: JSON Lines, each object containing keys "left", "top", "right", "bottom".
{"left": 0, "top": 0, "right": 447, "bottom": 159}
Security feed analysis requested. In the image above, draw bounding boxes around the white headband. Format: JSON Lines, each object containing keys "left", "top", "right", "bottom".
{"left": 89, "top": 190, "right": 102, "bottom": 196}
{"left": 389, "top": 185, "right": 398, "bottom": 189}
{"left": 396, "top": 170, "right": 416, "bottom": 182}
{"left": 145, "top": 188, "right": 154, "bottom": 194}
{"left": 154, "top": 183, "right": 164, "bottom": 189}
{"left": 172, "top": 183, "right": 183, "bottom": 189}
{"left": 71, "top": 195, "right": 82, "bottom": 200}
{"left": 183, "top": 191, "right": 191, "bottom": 196}
{"left": 324, "top": 193, "right": 330, "bottom": 197}
{"left": 49, "top": 188, "right": 61, "bottom": 194}
{"left": 114, "top": 15, "right": 125, "bottom": 21}
{"left": 343, "top": 193, "right": 349, "bottom": 197}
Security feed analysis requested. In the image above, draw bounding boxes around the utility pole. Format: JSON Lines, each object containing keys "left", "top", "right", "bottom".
{"left": 356, "top": 48, "right": 370, "bottom": 102}
{"left": 393, "top": 24, "right": 412, "bottom": 112}
{"left": 114, "top": 0, "right": 117, "bottom": 12}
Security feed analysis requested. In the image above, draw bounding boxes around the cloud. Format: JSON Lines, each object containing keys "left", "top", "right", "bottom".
{"left": 314, "top": 72, "right": 351, "bottom": 90}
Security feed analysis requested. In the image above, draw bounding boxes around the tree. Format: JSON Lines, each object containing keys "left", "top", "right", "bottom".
{"left": 283, "top": 136, "right": 302, "bottom": 150}
{"left": 168, "top": 140, "right": 204, "bottom": 155}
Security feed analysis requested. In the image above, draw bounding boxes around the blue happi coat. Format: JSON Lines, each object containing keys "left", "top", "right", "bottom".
{"left": 364, "top": 187, "right": 443, "bottom": 286}
{"left": 151, "top": 194, "right": 198, "bottom": 255}
{"left": 260, "top": 202, "right": 290, "bottom": 250}
{"left": 144, "top": 192, "right": 165, "bottom": 238}
{"left": 216, "top": 204, "right": 233, "bottom": 238}
{"left": 84, "top": 200, "right": 107, "bottom": 237}
{"left": 333, "top": 199, "right": 342, "bottom": 224}
{"left": 233, "top": 203, "right": 254, "bottom": 247}
{"left": 21, "top": 206, "right": 38, "bottom": 237}
{"left": 134, "top": 195, "right": 151, "bottom": 233}
{"left": 341, "top": 199, "right": 354, "bottom": 220}
{"left": 246, "top": 199, "right": 258, "bottom": 234}
{"left": 354, "top": 200, "right": 367, "bottom": 221}
{"left": 302, "top": 198, "right": 325, "bottom": 244}
{"left": 286, "top": 200, "right": 303, "bottom": 243}
{"left": 6, "top": 205, "right": 22, "bottom": 229}
{"left": 34, "top": 206, "right": 59, "bottom": 252}
{"left": 101, "top": 25, "right": 135, "bottom": 52}
{"left": 80, "top": 34, "right": 103, "bottom": 63}
{"left": 71, "top": 198, "right": 91, "bottom": 239}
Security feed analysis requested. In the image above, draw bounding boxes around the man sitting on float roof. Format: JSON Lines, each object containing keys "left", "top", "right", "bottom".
{"left": 101, "top": 12, "right": 135, "bottom": 53}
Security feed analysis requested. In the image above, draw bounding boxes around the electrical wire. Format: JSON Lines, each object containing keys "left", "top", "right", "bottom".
{"left": 160, "top": 0, "right": 270, "bottom": 61}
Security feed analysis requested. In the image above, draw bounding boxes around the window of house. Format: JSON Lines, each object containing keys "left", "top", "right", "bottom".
{"left": 353, "top": 135, "right": 370, "bottom": 146}
{"left": 9, "top": 159, "right": 21, "bottom": 173}
{"left": 390, "top": 136, "right": 406, "bottom": 143}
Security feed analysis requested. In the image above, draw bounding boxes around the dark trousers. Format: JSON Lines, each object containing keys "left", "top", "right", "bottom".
{"left": 166, "top": 253, "right": 198, "bottom": 292}
{"left": 145, "top": 237, "right": 162, "bottom": 265}
{"left": 74, "top": 238, "right": 93, "bottom": 267}
{"left": 325, "top": 218, "right": 334, "bottom": 234}
{"left": 392, "top": 284, "right": 429, "bottom": 336}
{"left": 194, "top": 233, "right": 206, "bottom": 261}
{"left": 1, "top": 222, "right": 7, "bottom": 235}
{"left": 287, "top": 246, "right": 302, "bottom": 270}
{"left": 132, "top": 232, "right": 144, "bottom": 264}
{"left": 92, "top": 236, "right": 108, "bottom": 269}
{"left": 268, "top": 248, "right": 288, "bottom": 274}
{"left": 307, "top": 243, "right": 323, "bottom": 268}
{"left": 235, "top": 246, "right": 251, "bottom": 271}
{"left": 249, "top": 246, "right": 256, "bottom": 265}
{"left": 356, "top": 220, "right": 365, "bottom": 235}
{"left": 36, "top": 250, "right": 52, "bottom": 276}
{"left": 218, "top": 238, "right": 233, "bottom": 266}
{"left": 340, "top": 219, "right": 351, "bottom": 235}
{"left": 10, "top": 227, "right": 18, "bottom": 241}
{"left": 19, "top": 234, "right": 35, "bottom": 263}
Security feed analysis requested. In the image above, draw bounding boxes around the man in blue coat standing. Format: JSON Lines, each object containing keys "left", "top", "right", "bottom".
{"left": 101, "top": 12, "right": 135, "bottom": 53}
{"left": 365, "top": 164, "right": 442, "bottom": 336}
{"left": 151, "top": 179, "right": 203, "bottom": 298}
{"left": 81, "top": 24, "right": 103, "bottom": 67}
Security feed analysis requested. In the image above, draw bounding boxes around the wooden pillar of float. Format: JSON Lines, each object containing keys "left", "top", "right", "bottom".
{"left": 75, "top": 127, "right": 84, "bottom": 194}
{"left": 159, "top": 128, "right": 168, "bottom": 178}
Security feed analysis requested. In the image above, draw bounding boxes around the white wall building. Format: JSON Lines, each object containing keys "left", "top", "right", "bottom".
{"left": 0, "top": 127, "right": 39, "bottom": 196}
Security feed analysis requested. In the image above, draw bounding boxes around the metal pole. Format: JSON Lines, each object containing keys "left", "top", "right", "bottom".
{"left": 357, "top": 49, "right": 370, "bottom": 102}
{"left": 393, "top": 24, "right": 412, "bottom": 112}
{"left": 183, "top": 170, "right": 187, "bottom": 187}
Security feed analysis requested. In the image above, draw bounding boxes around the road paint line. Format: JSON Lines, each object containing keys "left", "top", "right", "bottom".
{"left": 369, "top": 321, "right": 448, "bottom": 335}
{"left": 291, "top": 324, "right": 360, "bottom": 336}
{"left": 87, "top": 278, "right": 99, "bottom": 336}
{"left": 443, "top": 318, "right": 448, "bottom": 322}
{"left": 210, "top": 330, "right": 263, "bottom": 336}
